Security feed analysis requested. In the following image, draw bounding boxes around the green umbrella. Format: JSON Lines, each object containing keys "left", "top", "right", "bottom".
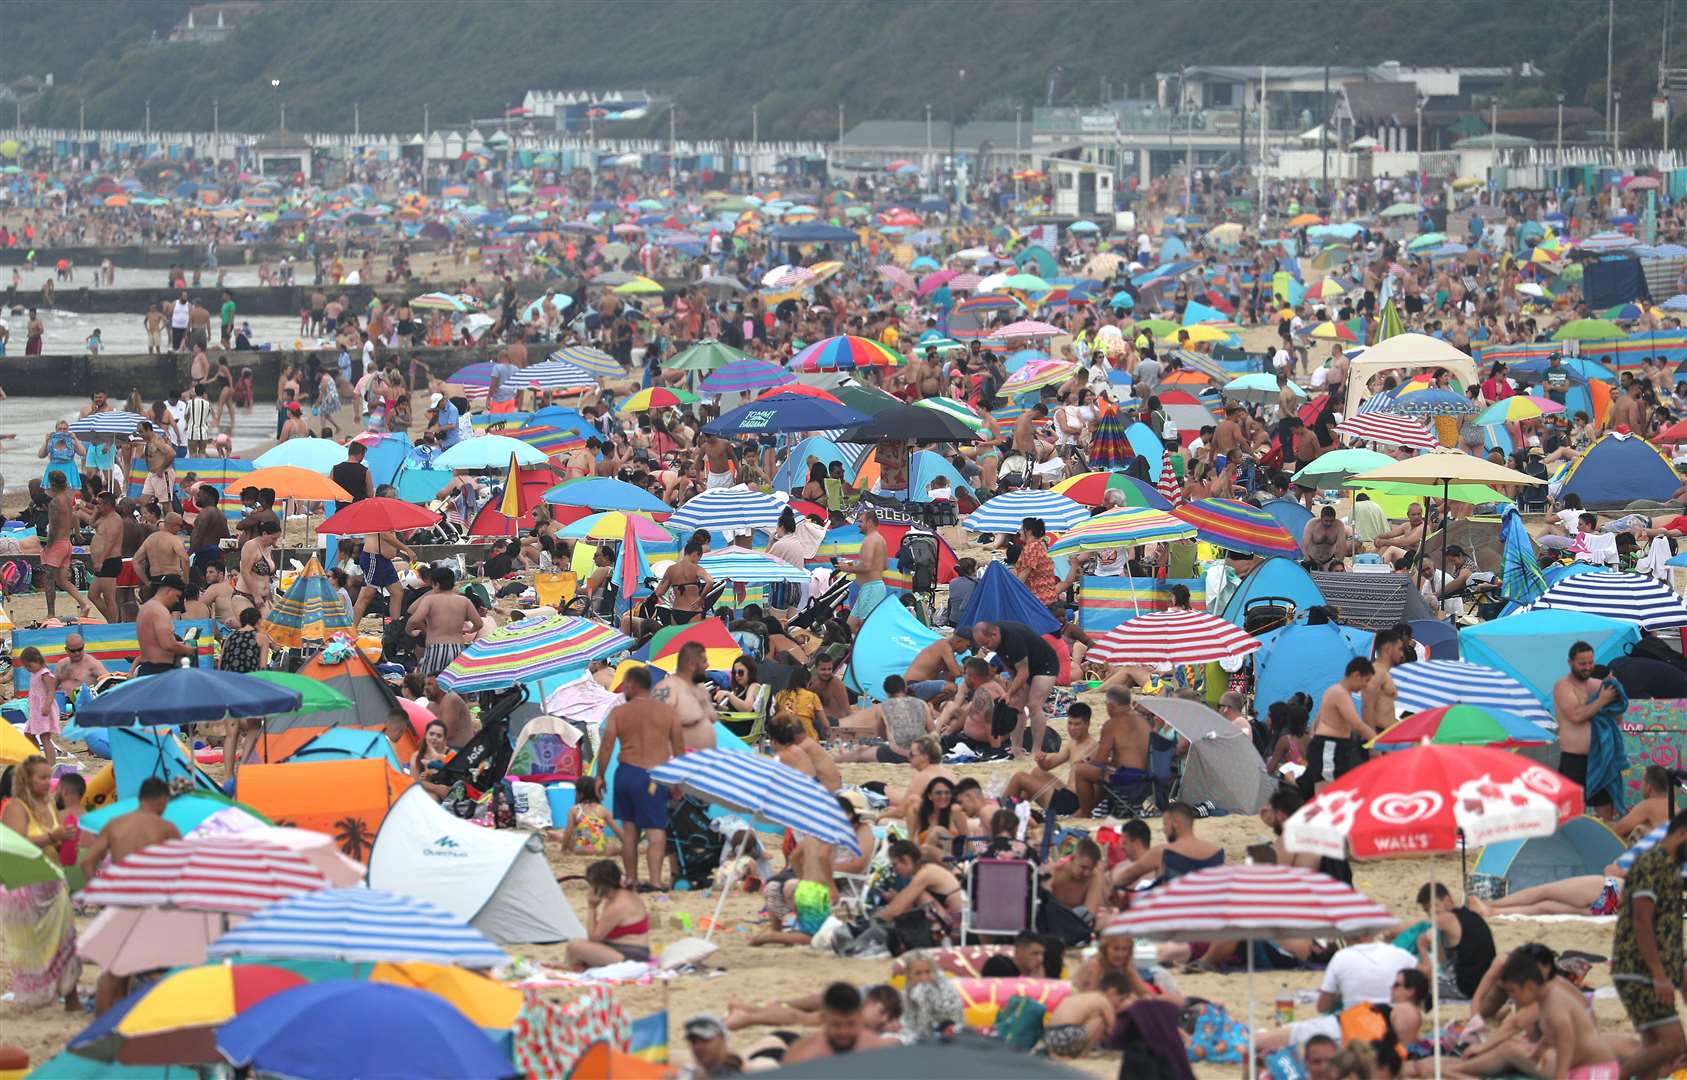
{"left": 1552, "top": 318, "right": 1625, "bottom": 342}
{"left": 1406, "top": 232, "right": 1447, "bottom": 251}
{"left": 665, "top": 340, "right": 750, "bottom": 372}
{"left": 0, "top": 822, "right": 66, "bottom": 889}
{"left": 1134, "top": 318, "right": 1180, "bottom": 339}
{"left": 247, "top": 671, "right": 355, "bottom": 714}
{"left": 1345, "top": 478, "right": 1513, "bottom": 504}
{"left": 1379, "top": 202, "right": 1421, "bottom": 218}
{"left": 831, "top": 380, "right": 903, "bottom": 416}
{"left": 1291, "top": 448, "right": 1397, "bottom": 488}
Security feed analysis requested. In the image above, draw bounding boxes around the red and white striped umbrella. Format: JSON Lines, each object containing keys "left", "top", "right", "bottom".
{"left": 1333, "top": 413, "right": 1437, "bottom": 449}
{"left": 876, "top": 264, "right": 915, "bottom": 292}
{"left": 1102, "top": 864, "right": 1398, "bottom": 941}
{"left": 948, "top": 272, "right": 984, "bottom": 291}
{"left": 1155, "top": 457, "right": 1183, "bottom": 505}
{"left": 1086, "top": 609, "right": 1261, "bottom": 666}
{"left": 997, "top": 319, "right": 1062, "bottom": 339}
{"left": 81, "top": 836, "right": 335, "bottom": 914}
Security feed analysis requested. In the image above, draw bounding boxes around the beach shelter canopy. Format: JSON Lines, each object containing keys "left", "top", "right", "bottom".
{"left": 1472, "top": 817, "right": 1624, "bottom": 894}
{"left": 368, "top": 787, "right": 584, "bottom": 945}
{"left": 1340, "top": 333, "right": 1477, "bottom": 417}
{"left": 266, "top": 645, "right": 407, "bottom": 736}
{"left": 1553, "top": 433, "right": 1682, "bottom": 510}
{"left": 286, "top": 728, "right": 401, "bottom": 770}
{"left": 845, "top": 592, "right": 943, "bottom": 702}
{"left": 956, "top": 560, "right": 1060, "bottom": 635}
{"left": 1459, "top": 609, "right": 1640, "bottom": 707}
{"left": 1135, "top": 698, "right": 1275, "bottom": 813}
{"left": 1253, "top": 622, "right": 1374, "bottom": 712}
{"left": 235, "top": 758, "right": 413, "bottom": 863}
{"left": 111, "top": 728, "right": 222, "bottom": 801}
{"left": 1219, "top": 558, "right": 1326, "bottom": 628}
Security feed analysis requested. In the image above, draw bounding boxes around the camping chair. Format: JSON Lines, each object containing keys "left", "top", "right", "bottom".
{"left": 959, "top": 858, "right": 1038, "bottom": 944}
{"left": 835, "top": 827, "right": 888, "bottom": 919}
{"left": 1100, "top": 731, "right": 1177, "bottom": 818}
{"left": 717, "top": 682, "right": 772, "bottom": 746}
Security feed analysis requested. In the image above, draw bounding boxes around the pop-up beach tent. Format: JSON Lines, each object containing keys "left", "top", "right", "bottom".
{"left": 1471, "top": 817, "right": 1624, "bottom": 894}
{"left": 237, "top": 757, "right": 413, "bottom": 863}
{"left": 1552, "top": 432, "right": 1681, "bottom": 510}
{"left": 368, "top": 787, "right": 585, "bottom": 945}
{"left": 1460, "top": 608, "right": 1640, "bottom": 707}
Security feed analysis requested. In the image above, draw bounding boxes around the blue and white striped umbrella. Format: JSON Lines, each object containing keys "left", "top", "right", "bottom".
{"left": 666, "top": 486, "right": 787, "bottom": 533}
{"left": 515, "top": 359, "right": 598, "bottom": 392}
{"left": 1535, "top": 571, "right": 1687, "bottom": 631}
{"left": 69, "top": 411, "right": 146, "bottom": 436}
{"left": 650, "top": 749, "right": 860, "bottom": 854}
{"left": 207, "top": 888, "right": 506, "bottom": 967}
{"left": 547, "top": 345, "right": 621, "bottom": 377}
{"left": 1615, "top": 822, "right": 1687, "bottom": 878}
{"left": 962, "top": 489, "right": 1091, "bottom": 533}
{"left": 699, "top": 549, "right": 810, "bottom": 584}
{"left": 1392, "top": 660, "right": 1553, "bottom": 725}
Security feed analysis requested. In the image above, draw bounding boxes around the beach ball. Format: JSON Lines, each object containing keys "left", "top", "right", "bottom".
{"left": 0, "top": 140, "right": 18, "bottom": 159}
{"left": 357, "top": 635, "right": 382, "bottom": 663}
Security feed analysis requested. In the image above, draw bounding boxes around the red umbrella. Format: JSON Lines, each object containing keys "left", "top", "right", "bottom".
{"left": 1333, "top": 413, "right": 1437, "bottom": 449}
{"left": 756, "top": 383, "right": 841, "bottom": 404}
{"left": 81, "top": 837, "right": 335, "bottom": 914}
{"left": 1085, "top": 610, "right": 1261, "bottom": 666}
{"left": 316, "top": 497, "right": 440, "bottom": 535}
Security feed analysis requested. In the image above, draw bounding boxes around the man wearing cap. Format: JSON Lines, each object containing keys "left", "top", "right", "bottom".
{"left": 431, "top": 392, "right": 463, "bottom": 449}
{"left": 1300, "top": 505, "right": 1349, "bottom": 572}
{"left": 134, "top": 574, "right": 195, "bottom": 675}
{"left": 677, "top": 1015, "right": 740, "bottom": 1078}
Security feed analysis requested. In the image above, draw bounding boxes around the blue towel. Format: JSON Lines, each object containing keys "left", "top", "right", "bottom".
{"left": 1587, "top": 676, "right": 1630, "bottom": 812}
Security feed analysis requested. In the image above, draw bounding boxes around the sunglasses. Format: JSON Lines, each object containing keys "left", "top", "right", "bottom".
{"left": 65, "top": 647, "right": 83, "bottom": 654}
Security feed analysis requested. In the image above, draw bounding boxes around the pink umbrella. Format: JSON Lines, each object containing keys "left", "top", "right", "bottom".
{"left": 78, "top": 907, "right": 229, "bottom": 976}
{"left": 997, "top": 319, "right": 1062, "bottom": 339}
{"left": 916, "top": 269, "right": 959, "bottom": 296}
{"left": 948, "top": 272, "right": 984, "bottom": 291}
{"left": 399, "top": 696, "right": 435, "bottom": 736}
{"left": 1085, "top": 610, "right": 1261, "bottom": 666}
{"left": 876, "top": 264, "right": 916, "bottom": 292}
{"left": 81, "top": 836, "right": 335, "bottom": 914}
{"left": 1332, "top": 412, "right": 1437, "bottom": 449}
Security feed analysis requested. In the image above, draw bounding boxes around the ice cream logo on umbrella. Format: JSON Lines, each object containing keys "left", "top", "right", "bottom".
{"left": 1305, "top": 788, "right": 1364, "bottom": 831}
{"left": 1369, "top": 791, "right": 1444, "bottom": 826}
{"left": 1518, "top": 764, "right": 1568, "bottom": 799}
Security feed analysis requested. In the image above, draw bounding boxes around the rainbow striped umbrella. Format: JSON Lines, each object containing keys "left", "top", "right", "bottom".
{"left": 699, "top": 358, "right": 796, "bottom": 395}
{"left": 1000, "top": 358, "right": 1077, "bottom": 395}
{"left": 261, "top": 557, "right": 355, "bottom": 649}
{"left": 498, "top": 424, "right": 586, "bottom": 459}
{"left": 1371, "top": 704, "right": 1552, "bottom": 750}
{"left": 546, "top": 345, "right": 621, "bottom": 377}
{"left": 555, "top": 511, "right": 672, "bottom": 542}
{"left": 619, "top": 387, "right": 699, "bottom": 412}
{"left": 1173, "top": 498, "right": 1300, "bottom": 558}
{"left": 1474, "top": 394, "right": 1564, "bottom": 425}
{"left": 1053, "top": 471, "right": 1173, "bottom": 510}
{"left": 436, "top": 615, "right": 633, "bottom": 693}
{"left": 1046, "top": 507, "right": 1195, "bottom": 556}
{"left": 788, "top": 335, "right": 908, "bottom": 371}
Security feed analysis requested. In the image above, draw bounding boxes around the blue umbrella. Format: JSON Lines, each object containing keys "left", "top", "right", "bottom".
{"left": 76, "top": 669, "right": 302, "bottom": 727}
{"left": 543, "top": 476, "right": 671, "bottom": 513}
{"left": 702, "top": 393, "right": 869, "bottom": 435}
{"left": 209, "top": 888, "right": 506, "bottom": 966}
{"left": 961, "top": 489, "right": 1090, "bottom": 533}
{"left": 433, "top": 434, "right": 548, "bottom": 470}
{"left": 666, "top": 487, "right": 787, "bottom": 533}
{"left": 651, "top": 748, "right": 859, "bottom": 854}
{"left": 253, "top": 438, "right": 348, "bottom": 472}
{"left": 218, "top": 983, "right": 512, "bottom": 1080}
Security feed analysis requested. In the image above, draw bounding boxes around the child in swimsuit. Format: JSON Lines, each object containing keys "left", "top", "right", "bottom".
{"left": 550, "top": 777, "right": 620, "bottom": 856}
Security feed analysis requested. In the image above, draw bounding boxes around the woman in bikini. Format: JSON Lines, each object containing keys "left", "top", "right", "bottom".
{"left": 237, "top": 519, "right": 281, "bottom": 618}
{"left": 876, "top": 839, "right": 965, "bottom": 941}
{"left": 566, "top": 859, "right": 652, "bottom": 969}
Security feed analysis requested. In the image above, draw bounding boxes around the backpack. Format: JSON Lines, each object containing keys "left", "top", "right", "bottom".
{"left": 0, "top": 558, "right": 32, "bottom": 595}
{"left": 666, "top": 794, "right": 724, "bottom": 889}
{"left": 896, "top": 530, "right": 940, "bottom": 595}
{"left": 992, "top": 995, "right": 1047, "bottom": 1052}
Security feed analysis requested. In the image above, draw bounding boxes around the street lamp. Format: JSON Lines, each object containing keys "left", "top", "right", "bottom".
{"left": 949, "top": 68, "right": 966, "bottom": 202}
{"left": 144, "top": 98, "right": 150, "bottom": 138}
{"left": 1555, "top": 92, "right": 1564, "bottom": 168}
{"left": 1414, "top": 94, "right": 1425, "bottom": 156}
{"left": 270, "top": 79, "right": 282, "bottom": 130}
{"left": 1614, "top": 90, "right": 1622, "bottom": 155}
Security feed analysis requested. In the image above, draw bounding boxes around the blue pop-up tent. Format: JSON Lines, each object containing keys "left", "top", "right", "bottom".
{"left": 957, "top": 561, "right": 1060, "bottom": 636}
{"left": 1221, "top": 558, "right": 1327, "bottom": 628}
{"left": 846, "top": 594, "right": 944, "bottom": 702}
{"left": 1252, "top": 622, "right": 1374, "bottom": 712}
{"left": 1459, "top": 608, "right": 1639, "bottom": 707}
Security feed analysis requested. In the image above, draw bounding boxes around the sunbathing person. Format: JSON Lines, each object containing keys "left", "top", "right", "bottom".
{"left": 565, "top": 859, "right": 652, "bottom": 969}
{"left": 833, "top": 676, "right": 935, "bottom": 764}
{"left": 880, "top": 735, "right": 954, "bottom": 822}
{"left": 1002, "top": 702, "right": 1096, "bottom": 816}
{"left": 902, "top": 634, "right": 968, "bottom": 703}
{"left": 1466, "top": 871, "right": 1623, "bottom": 918}
{"left": 1072, "top": 933, "right": 1163, "bottom": 999}
{"left": 1611, "top": 765, "right": 1673, "bottom": 842}
{"left": 1042, "top": 971, "right": 1135, "bottom": 1057}
{"left": 752, "top": 803, "right": 844, "bottom": 947}
{"left": 1253, "top": 968, "right": 1428, "bottom": 1057}
{"left": 768, "top": 720, "right": 841, "bottom": 792}
{"left": 1108, "top": 802, "right": 1224, "bottom": 890}
{"left": 725, "top": 984, "right": 904, "bottom": 1035}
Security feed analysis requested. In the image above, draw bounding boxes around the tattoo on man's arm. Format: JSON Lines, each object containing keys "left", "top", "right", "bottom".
{"left": 653, "top": 687, "right": 671, "bottom": 702}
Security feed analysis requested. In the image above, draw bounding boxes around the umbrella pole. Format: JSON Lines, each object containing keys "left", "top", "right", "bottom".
{"left": 1430, "top": 857, "right": 1443, "bottom": 1080}
{"left": 703, "top": 827, "right": 754, "bottom": 946}
{"left": 1246, "top": 933, "right": 1257, "bottom": 1076}
{"left": 1441, "top": 478, "right": 1451, "bottom": 626}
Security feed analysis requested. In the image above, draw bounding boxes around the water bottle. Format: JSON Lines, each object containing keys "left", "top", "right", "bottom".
{"left": 1274, "top": 983, "right": 1294, "bottom": 1025}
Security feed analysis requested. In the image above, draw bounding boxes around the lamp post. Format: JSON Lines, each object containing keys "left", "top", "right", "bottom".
{"left": 354, "top": 102, "right": 360, "bottom": 141}
{"left": 949, "top": 68, "right": 966, "bottom": 202}
{"left": 1555, "top": 92, "right": 1564, "bottom": 168}
{"left": 270, "top": 79, "right": 281, "bottom": 129}
{"left": 750, "top": 103, "right": 758, "bottom": 180}
{"left": 144, "top": 98, "right": 150, "bottom": 139}
{"left": 669, "top": 102, "right": 677, "bottom": 184}
{"left": 1614, "top": 90, "right": 1623, "bottom": 155}
{"left": 213, "top": 99, "right": 219, "bottom": 140}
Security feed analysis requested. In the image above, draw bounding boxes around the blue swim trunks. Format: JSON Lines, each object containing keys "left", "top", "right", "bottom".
{"left": 612, "top": 763, "right": 669, "bottom": 829}
{"left": 855, "top": 579, "right": 889, "bottom": 621}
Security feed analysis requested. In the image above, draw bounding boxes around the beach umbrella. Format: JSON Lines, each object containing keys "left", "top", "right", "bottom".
{"left": 317, "top": 498, "right": 439, "bottom": 535}
{"left": 69, "top": 411, "right": 147, "bottom": 436}
{"left": 828, "top": 380, "right": 903, "bottom": 416}
{"left": 555, "top": 511, "right": 671, "bottom": 543}
{"left": 547, "top": 344, "right": 621, "bottom": 376}
{"left": 1086, "top": 609, "right": 1261, "bottom": 666}
{"left": 1552, "top": 317, "right": 1626, "bottom": 342}
{"left": 239, "top": 466, "right": 352, "bottom": 502}
{"left": 699, "top": 358, "right": 796, "bottom": 394}
{"left": 1535, "top": 570, "right": 1687, "bottom": 630}
{"left": 996, "top": 319, "right": 1062, "bottom": 339}
{"left": 961, "top": 490, "right": 1090, "bottom": 533}
{"left": 81, "top": 836, "right": 334, "bottom": 914}
{"left": 666, "top": 486, "right": 788, "bottom": 532}
{"left": 1052, "top": 471, "right": 1173, "bottom": 510}
{"left": 438, "top": 614, "right": 632, "bottom": 694}
{"left": 261, "top": 556, "right": 355, "bottom": 649}
{"left": 1354, "top": 449, "right": 1546, "bottom": 573}
{"left": 1474, "top": 395, "right": 1562, "bottom": 425}
{"left": 665, "top": 339, "right": 750, "bottom": 371}
{"left": 209, "top": 887, "right": 506, "bottom": 967}
{"left": 78, "top": 907, "right": 228, "bottom": 979}
{"left": 639, "top": 617, "right": 742, "bottom": 673}
{"left": 513, "top": 359, "right": 597, "bottom": 392}
{"left": 245, "top": 672, "right": 355, "bottom": 715}
{"left": 1222, "top": 373, "right": 1305, "bottom": 404}
{"left": 1391, "top": 659, "right": 1553, "bottom": 724}
{"left": 698, "top": 549, "right": 811, "bottom": 584}
{"left": 1046, "top": 507, "right": 1195, "bottom": 555}
{"left": 1372, "top": 704, "right": 1552, "bottom": 750}
{"left": 998, "top": 358, "right": 1077, "bottom": 395}
{"left": 1332, "top": 413, "right": 1436, "bottom": 449}
{"left": 788, "top": 335, "right": 908, "bottom": 371}
{"left": 877, "top": 264, "right": 916, "bottom": 291}
{"left": 0, "top": 823, "right": 68, "bottom": 889}
{"left": 68, "top": 963, "right": 306, "bottom": 1066}
{"left": 412, "top": 292, "right": 478, "bottom": 312}
{"left": 1383, "top": 387, "right": 1478, "bottom": 417}
{"left": 218, "top": 982, "right": 512, "bottom": 1080}
{"left": 703, "top": 393, "right": 867, "bottom": 436}
{"left": 253, "top": 438, "right": 348, "bottom": 472}
{"left": 1101, "top": 864, "right": 1396, "bottom": 1070}
{"left": 79, "top": 791, "right": 268, "bottom": 840}
{"left": 77, "top": 668, "right": 302, "bottom": 727}
{"left": 1290, "top": 448, "right": 1395, "bottom": 489}
{"left": 912, "top": 397, "right": 989, "bottom": 436}
{"left": 839, "top": 403, "right": 982, "bottom": 444}
{"left": 620, "top": 386, "right": 699, "bottom": 412}
{"left": 1173, "top": 498, "right": 1299, "bottom": 558}
{"left": 434, "top": 434, "right": 548, "bottom": 470}
{"left": 543, "top": 476, "right": 671, "bottom": 514}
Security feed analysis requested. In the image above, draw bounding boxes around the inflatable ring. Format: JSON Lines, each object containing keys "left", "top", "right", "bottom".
{"left": 81, "top": 762, "right": 115, "bottom": 813}
{"left": 954, "top": 977, "right": 1072, "bottom": 1031}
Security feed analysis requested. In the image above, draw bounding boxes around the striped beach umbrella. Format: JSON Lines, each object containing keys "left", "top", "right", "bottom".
{"left": 650, "top": 749, "right": 861, "bottom": 855}
{"left": 1102, "top": 864, "right": 1395, "bottom": 941}
{"left": 70, "top": 411, "right": 147, "bottom": 436}
{"left": 443, "top": 362, "right": 495, "bottom": 392}
{"left": 619, "top": 386, "right": 699, "bottom": 413}
{"left": 788, "top": 335, "right": 908, "bottom": 371}
{"left": 208, "top": 888, "right": 506, "bottom": 967}
{"left": 961, "top": 490, "right": 1090, "bottom": 533}
{"left": 1173, "top": 498, "right": 1299, "bottom": 558}
{"left": 998, "top": 358, "right": 1077, "bottom": 395}
{"left": 1535, "top": 571, "right": 1687, "bottom": 631}
{"left": 698, "top": 549, "right": 811, "bottom": 584}
{"left": 1383, "top": 387, "right": 1478, "bottom": 417}
{"left": 912, "top": 396, "right": 989, "bottom": 435}
{"left": 261, "top": 556, "right": 355, "bottom": 649}
{"left": 411, "top": 292, "right": 477, "bottom": 312}
{"left": 436, "top": 615, "right": 633, "bottom": 693}
{"left": 82, "top": 836, "right": 333, "bottom": 914}
{"left": 1046, "top": 507, "right": 1195, "bottom": 556}
{"left": 1086, "top": 610, "right": 1261, "bottom": 666}
{"left": 1053, "top": 471, "right": 1173, "bottom": 511}
{"left": 547, "top": 345, "right": 621, "bottom": 377}
{"left": 699, "top": 358, "right": 797, "bottom": 395}
{"left": 498, "top": 423, "right": 586, "bottom": 459}
{"left": 555, "top": 511, "right": 672, "bottom": 543}
{"left": 1372, "top": 704, "right": 1553, "bottom": 749}
{"left": 1390, "top": 659, "right": 1552, "bottom": 724}
{"left": 513, "top": 359, "right": 597, "bottom": 392}
{"left": 1333, "top": 413, "right": 1437, "bottom": 449}
{"left": 666, "top": 486, "right": 787, "bottom": 533}
{"left": 996, "top": 319, "right": 1062, "bottom": 339}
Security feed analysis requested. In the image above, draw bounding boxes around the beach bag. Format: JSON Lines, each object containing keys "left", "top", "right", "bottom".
{"left": 1180, "top": 1000, "right": 1250, "bottom": 1065}
{"left": 1035, "top": 894, "right": 1095, "bottom": 947}
{"left": 0, "top": 558, "right": 32, "bottom": 595}
{"left": 993, "top": 995, "right": 1047, "bottom": 1052}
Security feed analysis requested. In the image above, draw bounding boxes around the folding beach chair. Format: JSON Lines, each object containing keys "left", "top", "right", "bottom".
{"left": 959, "top": 858, "right": 1038, "bottom": 945}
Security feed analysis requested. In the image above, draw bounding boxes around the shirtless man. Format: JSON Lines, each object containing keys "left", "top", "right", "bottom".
{"left": 422, "top": 674, "right": 476, "bottom": 748}
{"left": 1496, "top": 951, "right": 1619, "bottom": 1080}
{"left": 1047, "top": 836, "right": 1109, "bottom": 916}
{"left": 86, "top": 491, "right": 125, "bottom": 622}
{"left": 133, "top": 512, "right": 191, "bottom": 595}
{"left": 405, "top": 566, "right": 484, "bottom": 677}
{"left": 1003, "top": 702, "right": 1096, "bottom": 816}
{"left": 1301, "top": 658, "right": 1376, "bottom": 798}
{"left": 1074, "top": 687, "right": 1151, "bottom": 816}
{"left": 936, "top": 658, "right": 1008, "bottom": 755}
{"left": 54, "top": 633, "right": 109, "bottom": 705}
{"left": 39, "top": 472, "right": 90, "bottom": 619}
{"left": 1211, "top": 404, "right": 1246, "bottom": 460}
{"left": 973, "top": 619, "right": 1060, "bottom": 759}
{"left": 1110, "top": 801, "right": 1224, "bottom": 890}
{"left": 1012, "top": 404, "right": 1047, "bottom": 459}
{"left": 77, "top": 776, "right": 179, "bottom": 1011}
{"left": 596, "top": 665, "right": 684, "bottom": 890}
{"left": 902, "top": 634, "right": 967, "bottom": 703}
{"left": 200, "top": 563, "right": 241, "bottom": 627}
{"left": 186, "top": 485, "right": 229, "bottom": 583}
{"left": 133, "top": 575, "right": 195, "bottom": 675}
{"left": 699, "top": 436, "right": 735, "bottom": 490}
{"left": 351, "top": 528, "right": 417, "bottom": 627}
{"left": 653, "top": 641, "right": 716, "bottom": 751}
{"left": 810, "top": 654, "right": 852, "bottom": 726}
{"left": 1042, "top": 972, "right": 1134, "bottom": 1058}
{"left": 1300, "top": 505, "right": 1349, "bottom": 571}
{"left": 1376, "top": 502, "right": 1427, "bottom": 563}
{"left": 1363, "top": 627, "right": 1406, "bottom": 738}
{"left": 1613, "top": 767, "right": 1675, "bottom": 843}
{"left": 837, "top": 507, "right": 887, "bottom": 633}
{"left": 1554, "top": 640, "right": 1620, "bottom": 821}
{"left": 781, "top": 984, "right": 895, "bottom": 1064}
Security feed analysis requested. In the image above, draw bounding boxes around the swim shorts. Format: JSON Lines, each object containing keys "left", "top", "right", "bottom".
{"left": 612, "top": 763, "right": 670, "bottom": 830}
{"left": 41, "top": 540, "right": 71, "bottom": 569}
{"left": 1042, "top": 1023, "right": 1090, "bottom": 1057}
{"left": 357, "top": 552, "right": 399, "bottom": 589}
{"left": 96, "top": 557, "right": 123, "bottom": 579}
{"left": 855, "top": 579, "right": 889, "bottom": 621}
{"left": 793, "top": 878, "right": 831, "bottom": 936}
{"left": 1616, "top": 975, "right": 1685, "bottom": 1032}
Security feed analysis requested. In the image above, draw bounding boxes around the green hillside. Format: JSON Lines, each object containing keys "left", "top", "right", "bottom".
{"left": 10, "top": 0, "right": 1677, "bottom": 142}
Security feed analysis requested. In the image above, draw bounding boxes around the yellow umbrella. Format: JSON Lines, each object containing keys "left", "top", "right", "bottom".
{"left": 613, "top": 276, "right": 665, "bottom": 295}
{"left": 1159, "top": 323, "right": 1232, "bottom": 345}
{"left": 1351, "top": 450, "right": 1545, "bottom": 571}
{"left": 368, "top": 962, "right": 521, "bottom": 1029}
{"left": 807, "top": 260, "right": 844, "bottom": 281}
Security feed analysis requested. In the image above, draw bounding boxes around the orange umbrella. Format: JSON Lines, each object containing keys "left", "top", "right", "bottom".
{"left": 239, "top": 467, "right": 352, "bottom": 502}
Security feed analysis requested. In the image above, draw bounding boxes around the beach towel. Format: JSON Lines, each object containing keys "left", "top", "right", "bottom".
{"left": 512, "top": 985, "right": 630, "bottom": 1079}
{"left": 1587, "top": 677, "right": 1630, "bottom": 811}
{"left": 1179, "top": 1000, "right": 1248, "bottom": 1066}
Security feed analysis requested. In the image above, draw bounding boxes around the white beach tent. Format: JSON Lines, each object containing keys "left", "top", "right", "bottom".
{"left": 368, "top": 786, "right": 585, "bottom": 945}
